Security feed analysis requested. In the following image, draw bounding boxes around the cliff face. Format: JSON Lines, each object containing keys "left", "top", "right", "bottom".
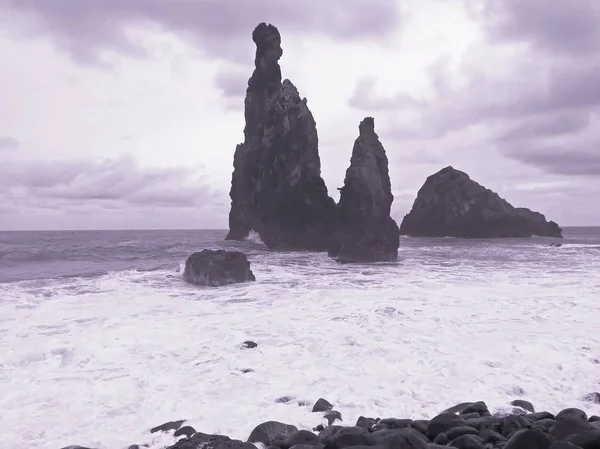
{"left": 328, "top": 117, "right": 400, "bottom": 262}
{"left": 226, "top": 23, "right": 337, "bottom": 251}
{"left": 399, "top": 166, "right": 563, "bottom": 238}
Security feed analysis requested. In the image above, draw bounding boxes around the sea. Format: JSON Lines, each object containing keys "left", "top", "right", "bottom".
{"left": 1, "top": 228, "right": 599, "bottom": 449}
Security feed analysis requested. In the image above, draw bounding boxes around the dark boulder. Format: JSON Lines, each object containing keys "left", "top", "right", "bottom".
{"left": 226, "top": 22, "right": 337, "bottom": 250}
{"left": 248, "top": 421, "right": 299, "bottom": 446}
{"left": 399, "top": 166, "right": 563, "bottom": 238}
{"left": 183, "top": 250, "right": 255, "bottom": 287}
{"left": 328, "top": 117, "right": 400, "bottom": 262}
{"left": 312, "top": 398, "right": 334, "bottom": 412}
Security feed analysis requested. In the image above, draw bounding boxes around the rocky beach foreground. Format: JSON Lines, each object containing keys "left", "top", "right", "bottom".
{"left": 63, "top": 395, "right": 600, "bottom": 449}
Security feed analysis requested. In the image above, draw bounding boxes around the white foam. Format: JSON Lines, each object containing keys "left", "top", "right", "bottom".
{"left": 1, "top": 244, "right": 600, "bottom": 449}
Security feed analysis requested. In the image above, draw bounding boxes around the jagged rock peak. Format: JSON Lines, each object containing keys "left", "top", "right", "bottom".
{"left": 400, "top": 166, "right": 563, "bottom": 238}
{"left": 252, "top": 23, "right": 283, "bottom": 65}
{"left": 225, "top": 23, "right": 337, "bottom": 250}
{"left": 328, "top": 117, "right": 400, "bottom": 262}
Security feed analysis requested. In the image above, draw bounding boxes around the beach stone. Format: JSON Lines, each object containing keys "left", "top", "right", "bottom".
{"left": 479, "top": 428, "right": 506, "bottom": 444}
{"left": 449, "top": 434, "right": 485, "bottom": 449}
{"left": 248, "top": 421, "right": 299, "bottom": 446}
{"left": 312, "top": 398, "right": 334, "bottom": 412}
{"left": 511, "top": 400, "right": 535, "bottom": 413}
{"left": 283, "top": 430, "right": 320, "bottom": 448}
{"left": 503, "top": 429, "right": 552, "bottom": 449}
{"left": 446, "top": 426, "right": 479, "bottom": 440}
{"left": 501, "top": 415, "right": 533, "bottom": 438}
{"left": 549, "top": 418, "right": 595, "bottom": 440}
{"left": 318, "top": 425, "right": 343, "bottom": 442}
{"left": 377, "top": 419, "right": 413, "bottom": 430}
{"left": 243, "top": 341, "right": 258, "bottom": 349}
{"left": 433, "top": 433, "right": 448, "bottom": 445}
{"left": 377, "top": 428, "right": 429, "bottom": 449}
{"left": 411, "top": 420, "right": 429, "bottom": 436}
{"left": 174, "top": 426, "right": 197, "bottom": 438}
{"left": 327, "top": 426, "right": 370, "bottom": 449}
{"left": 150, "top": 420, "right": 186, "bottom": 433}
{"left": 427, "top": 413, "right": 468, "bottom": 439}
{"left": 325, "top": 410, "right": 343, "bottom": 426}
{"left": 529, "top": 412, "right": 555, "bottom": 421}
{"left": 564, "top": 429, "right": 600, "bottom": 448}
{"left": 532, "top": 419, "right": 557, "bottom": 432}
{"left": 165, "top": 432, "right": 231, "bottom": 449}
{"left": 556, "top": 409, "right": 588, "bottom": 422}
{"left": 356, "top": 416, "right": 377, "bottom": 429}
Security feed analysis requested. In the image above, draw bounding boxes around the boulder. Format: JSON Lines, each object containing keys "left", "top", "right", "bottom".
{"left": 183, "top": 250, "right": 255, "bottom": 287}
{"left": 225, "top": 22, "right": 337, "bottom": 250}
{"left": 400, "top": 166, "right": 563, "bottom": 238}
{"left": 328, "top": 117, "right": 400, "bottom": 262}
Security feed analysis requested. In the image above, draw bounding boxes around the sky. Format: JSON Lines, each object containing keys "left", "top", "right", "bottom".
{"left": 0, "top": 0, "right": 599, "bottom": 230}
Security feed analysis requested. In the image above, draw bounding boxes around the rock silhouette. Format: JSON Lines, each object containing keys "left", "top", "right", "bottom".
{"left": 400, "top": 166, "right": 563, "bottom": 238}
{"left": 225, "top": 22, "right": 336, "bottom": 251}
{"left": 329, "top": 117, "right": 400, "bottom": 262}
{"left": 183, "top": 250, "right": 255, "bottom": 287}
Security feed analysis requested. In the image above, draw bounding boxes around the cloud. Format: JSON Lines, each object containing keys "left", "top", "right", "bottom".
{"left": 0, "top": 155, "right": 224, "bottom": 209}
{"left": 0, "top": 0, "right": 401, "bottom": 65}
{"left": 0, "top": 136, "right": 19, "bottom": 150}
{"left": 348, "top": 0, "right": 600, "bottom": 178}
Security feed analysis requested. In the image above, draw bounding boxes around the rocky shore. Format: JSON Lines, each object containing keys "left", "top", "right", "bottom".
{"left": 64, "top": 396, "right": 600, "bottom": 449}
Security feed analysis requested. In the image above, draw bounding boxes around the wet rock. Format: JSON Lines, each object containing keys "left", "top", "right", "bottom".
{"left": 326, "top": 426, "right": 370, "bottom": 449}
{"left": 226, "top": 22, "right": 337, "bottom": 250}
{"left": 557, "top": 409, "right": 588, "bottom": 422}
{"left": 60, "top": 446, "right": 96, "bottom": 449}
{"left": 427, "top": 413, "right": 468, "bottom": 439}
{"left": 479, "top": 428, "right": 506, "bottom": 444}
{"left": 377, "top": 419, "right": 413, "bottom": 431}
{"left": 449, "top": 434, "right": 485, "bottom": 449}
{"left": 549, "top": 418, "right": 595, "bottom": 440}
{"left": 549, "top": 443, "right": 584, "bottom": 449}
{"left": 503, "top": 429, "right": 552, "bottom": 449}
{"left": 325, "top": 410, "right": 343, "bottom": 426}
{"left": 464, "top": 416, "right": 496, "bottom": 431}
{"left": 175, "top": 426, "right": 197, "bottom": 438}
{"left": 166, "top": 432, "right": 231, "bottom": 449}
{"left": 356, "top": 416, "right": 377, "bottom": 429}
{"left": 433, "top": 433, "right": 448, "bottom": 445}
{"left": 532, "top": 419, "right": 557, "bottom": 432}
{"left": 314, "top": 425, "right": 325, "bottom": 432}
{"left": 399, "top": 166, "right": 563, "bottom": 238}
{"left": 150, "top": 420, "right": 186, "bottom": 434}
{"left": 318, "top": 425, "right": 343, "bottom": 442}
{"left": 276, "top": 396, "right": 295, "bottom": 404}
{"left": 248, "top": 421, "right": 299, "bottom": 446}
{"left": 377, "top": 428, "right": 429, "bottom": 449}
{"left": 501, "top": 415, "right": 533, "bottom": 438}
{"left": 446, "top": 426, "right": 479, "bottom": 440}
{"left": 240, "top": 368, "right": 254, "bottom": 373}
{"left": 565, "top": 430, "right": 600, "bottom": 449}
{"left": 284, "top": 430, "right": 320, "bottom": 448}
{"left": 242, "top": 341, "right": 258, "bottom": 349}
{"left": 411, "top": 420, "right": 429, "bottom": 436}
{"left": 328, "top": 117, "right": 399, "bottom": 263}
{"left": 312, "top": 398, "right": 334, "bottom": 412}
{"left": 529, "top": 412, "right": 555, "bottom": 421}
{"left": 183, "top": 250, "right": 255, "bottom": 287}
{"left": 297, "top": 400, "right": 311, "bottom": 407}
{"left": 511, "top": 400, "right": 535, "bottom": 413}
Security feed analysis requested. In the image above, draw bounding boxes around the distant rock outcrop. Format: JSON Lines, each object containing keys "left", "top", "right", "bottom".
{"left": 225, "top": 23, "right": 337, "bottom": 251}
{"left": 400, "top": 166, "right": 563, "bottom": 238}
{"left": 183, "top": 249, "right": 255, "bottom": 287}
{"left": 328, "top": 117, "right": 400, "bottom": 262}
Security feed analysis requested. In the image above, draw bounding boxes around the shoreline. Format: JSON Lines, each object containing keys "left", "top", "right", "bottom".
{"left": 64, "top": 397, "right": 600, "bottom": 449}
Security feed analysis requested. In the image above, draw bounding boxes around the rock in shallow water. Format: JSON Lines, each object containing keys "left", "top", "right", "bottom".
{"left": 182, "top": 249, "right": 255, "bottom": 287}
{"left": 328, "top": 117, "right": 399, "bottom": 263}
{"left": 399, "top": 166, "right": 563, "bottom": 238}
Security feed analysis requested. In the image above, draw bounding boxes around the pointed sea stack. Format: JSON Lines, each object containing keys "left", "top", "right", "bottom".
{"left": 225, "top": 23, "right": 337, "bottom": 251}
{"left": 400, "top": 166, "right": 563, "bottom": 238}
{"left": 328, "top": 117, "right": 400, "bottom": 262}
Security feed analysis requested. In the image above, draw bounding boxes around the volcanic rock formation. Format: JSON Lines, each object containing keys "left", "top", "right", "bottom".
{"left": 400, "top": 166, "right": 563, "bottom": 238}
{"left": 225, "top": 23, "right": 336, "bottom": 251}
{"left": 328, "top": 117, "right": 400, "bottom": 262}
{"left": 183, "top": 249, "right": 255, "bottom": 287}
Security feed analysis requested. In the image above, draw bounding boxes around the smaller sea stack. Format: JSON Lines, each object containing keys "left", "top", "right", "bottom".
{"left": 329, "top": 117, "right": 400, "bottom": 262}
{"left": 400, "top": 166, "right": 563, "bottom": 238}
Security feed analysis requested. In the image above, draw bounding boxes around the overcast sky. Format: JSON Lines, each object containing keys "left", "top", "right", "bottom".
{"left": 0, "top": 0, "right": 598, "bottom": 230}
